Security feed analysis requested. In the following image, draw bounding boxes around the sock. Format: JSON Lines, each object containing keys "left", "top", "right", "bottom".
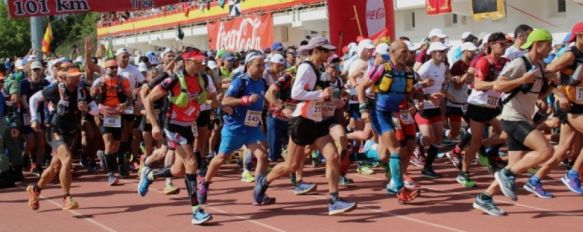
{"left": 382, "top": 162, "right": 391, "bottom": 179}
{"left": 478, "top": 192, "right": 492, "bottom": 201}
{"left": 424, "top": 145, "right": 438, "bottom": 170}
{"left": 504, "top": 168, "right": 515, "bottom": 177}
{"left": 104, "top": 154, "right": 117, "bottom": 174}
{"left": 390, "top": 154, "right": 404, "bottom": 190}
{"left": 152, "top": 166, "right": 173, "bottom": 180}
{"left": 184, "top": 174, "right": 199, "bottom": 212}
{"left": 119, "top": 142, "right": 129, "bottom": 155}
{"left": 529, "top": 175, "right": 541, "bottom": 185}
{"left": 290, "top": 173, "right": 297, "bottom": 186}
{"left": 243, "top": 151, "right": 253, "bottom": 172}
{"left": 458, "top": 132, "right": 472, "bottom": 149}
{"left": 328, "top": 192, "right": 339, "bottom": 204}
{"left": 117, "top": 153, "right": 126, "bottom": 169}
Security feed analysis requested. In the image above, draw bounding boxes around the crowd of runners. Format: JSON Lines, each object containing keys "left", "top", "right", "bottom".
{"left": 0, "top": 20, "right": 582, "bottom": 225}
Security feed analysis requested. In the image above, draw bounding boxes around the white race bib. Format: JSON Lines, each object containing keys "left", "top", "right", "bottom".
{"left": 487, "top": 95, "right": 499, "bottom": 107}
{"left": 399, "top": 110, "right": 414, "bottom": 125}
{"left": 323, "top": 101, "right": 336, "bottom": 117}
{"left": 312, "top": 101, "right": 323, "bottom": 118}
{"left": 244, "top": 110, "right": 262, "bottom": 127}
{"left": 23, "top": 113, "right": 31, "bottom": 126}
{"left": 103, "top": 115, "right": 122, "bottom": 128}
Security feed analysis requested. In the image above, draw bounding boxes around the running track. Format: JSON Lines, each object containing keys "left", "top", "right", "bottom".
{"left": 1, "top": 159, "right": 582, "bottom": 232}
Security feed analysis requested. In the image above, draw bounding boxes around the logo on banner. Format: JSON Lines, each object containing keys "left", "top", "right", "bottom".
{"left": 215, "top": 17, "right": 263, "bottom": 51}
{"left": 366, "top": 0, "right": 386, "bottom": 36}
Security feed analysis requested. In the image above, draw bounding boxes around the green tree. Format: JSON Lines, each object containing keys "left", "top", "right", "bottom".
{"left": 0, "top": 0, "right": 31, "bottom": 58}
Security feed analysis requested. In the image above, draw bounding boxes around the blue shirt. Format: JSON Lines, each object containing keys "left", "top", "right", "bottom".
{"left": 375, "top": 68, "right": 407, "bottom": 112}
{"left": 223, "top": 74, "right": 266, "bottom": 132}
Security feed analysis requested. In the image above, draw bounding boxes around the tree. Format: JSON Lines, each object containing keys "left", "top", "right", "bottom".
{"left": 0, "top": 0, "right": 31, "bottom": 58}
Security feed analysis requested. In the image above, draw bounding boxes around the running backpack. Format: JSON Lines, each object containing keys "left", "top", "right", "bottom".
{"left": 502, "top": 56, "right": 549, "bottom": 105}
{"left": 94, "top": 77, "right": 127, "bottom": 104}
{"left": 371, "top": 63, "right": 414, "bottom": 94}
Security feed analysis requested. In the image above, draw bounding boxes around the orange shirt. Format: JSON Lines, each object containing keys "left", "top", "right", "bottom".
{"left": 101, "top": 77, "right": 130, "bottom": 107}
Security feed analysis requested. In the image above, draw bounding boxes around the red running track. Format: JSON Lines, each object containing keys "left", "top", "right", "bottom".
{"left": 1, "top": 159, "right": 582, "bottom": 232}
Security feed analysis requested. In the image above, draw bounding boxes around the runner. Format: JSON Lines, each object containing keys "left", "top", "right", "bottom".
{"left": 26, "top": 67, "right": 98, "bottom": 210}
{"left": 138, "top": 50, "right": 212, "bottom": 225}
{"left": 256, "top": 36, "right": 357, "bottom": 215}
{"left": 473, "top": 28, "right": 556, "bottom": 216}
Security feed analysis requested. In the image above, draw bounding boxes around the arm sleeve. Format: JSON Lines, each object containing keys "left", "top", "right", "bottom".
{"left": 291, "top": 64, "right": 322, "bottom": 101}
{"left": 29, "top": 91, "right": 45, "bottom": 122}
{"left": 148, "top": 72, "right": 170, "bottom": 89}
{"left": 160, "top": 76, "right": 178, "bottom": 92}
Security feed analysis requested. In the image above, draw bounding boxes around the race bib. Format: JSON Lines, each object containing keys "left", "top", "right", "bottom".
{"left": 23, "top": 113, "right": 31, "bottom": 126}
{"left": 123, "top": 105, "right": 134, "bottom": 114}
{"left": 487, "top": 96, "right": 499, "bottom": 107}
{"left": 244, "top": 110, "right": 262, "bottom": 127}
{"left": 313, "top": 101, "right": 323, "bottom": 118}
{"left": 323, "top": 101, "right": 336, "bottom": 117}
{"left": 103, "top": 115, "right": 122, "bottom": 128}
{"left": 399, "top": 110, "right": 414, "bottom": 125}
{"left": 576, "top": 87, "right": 583, "bottom": 102}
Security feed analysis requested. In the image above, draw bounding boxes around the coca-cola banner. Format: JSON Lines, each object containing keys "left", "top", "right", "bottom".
{"left": 327, "top": 0, "right": 395, "bottom": 54}
{"left": 207, "top": 14, "right": 273, "bottom": 52}
{"left": 7, "top": 0, "right": 183, "bottom": 18}
{"left": 426, "top": 0, "right": 452, "bottom": 16}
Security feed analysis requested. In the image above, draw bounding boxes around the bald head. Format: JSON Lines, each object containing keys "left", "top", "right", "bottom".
{"left": 390, "top": 40, "right": 409, "bottom": 65}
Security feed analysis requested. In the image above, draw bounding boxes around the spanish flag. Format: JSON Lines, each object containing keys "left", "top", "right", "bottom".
{"left": 41, "top": 22, "right": 53, "bottom": 54}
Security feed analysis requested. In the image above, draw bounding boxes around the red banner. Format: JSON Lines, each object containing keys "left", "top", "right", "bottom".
{"left": 207, "top": 14, "right": 273, "bottom": 52}
{"left": 426, "top": 0, "right": 452, "bottom": 16}
{"left": 327, "top": 0, "right": 395, "bottom": 55}
{"left": 7, "top": 0, "right": 183, "bottom": 18}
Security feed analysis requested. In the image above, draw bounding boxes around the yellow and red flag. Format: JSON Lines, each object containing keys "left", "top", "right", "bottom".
{"left": 41, "top": 22, "right": 53, "bottom": 54}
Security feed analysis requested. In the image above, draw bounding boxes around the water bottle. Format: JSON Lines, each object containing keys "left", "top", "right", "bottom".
{"left": 569, "top": 63, "right": 583, "bottom": 86}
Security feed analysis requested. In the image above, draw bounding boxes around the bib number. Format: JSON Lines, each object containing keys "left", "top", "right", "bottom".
{"left": 323, "top": 102, "right": 336, "bottom": 117}
{"left": 103, "top": 115, "right": 122, "bottom": 128}
{"left": 23, "top": 113, "right": 31, "bottom": 126}
{"left": 487, "top": 96, "right": 499, "bottom": 107}
{"left": 313, "top": 101, "right": 323, "bottom": 118}
{"left": 244, "top": 110, "right": 262, "bottom": 127}
{"left": 399, "top": 110, "right": 414, "bottom": 125}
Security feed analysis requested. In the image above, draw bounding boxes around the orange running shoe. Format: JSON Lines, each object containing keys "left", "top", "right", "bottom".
{"left": 26, "top": 185, "right": 40, "bottom": 210}
{"left": 62, "top": 196, "right": 79, "bottom": 210}
{"left": 397, "top": 187, "right": 420, "bottom": 204}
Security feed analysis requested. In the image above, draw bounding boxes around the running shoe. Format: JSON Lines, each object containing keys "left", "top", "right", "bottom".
{"left": 561, "top": 174, "right": 583, "bottom": 195}
{"left": 26, "top": 185, "right": 40, "bottom": 210}
{"left": 473, "top": 194, "right": 506, "bottom": 216}
{"left": 241, "top": 170, "right": 256, "bottom": 183}
{"left": 163, "top": 183, "right": 180, "bottom": 195}
{"left": 446, "top": 152, "right": 462, "bottom": 170}
{"left": 456, "top": 172, "right": 477, "bottom": 188}
{"left": 386, "top": 179, "right": 398, "bottom": 194}
{"left": 192, "top": 208, "right": 212, "bottom": 225}
{"left": 137, "top": 167, "right": 152, "bottom": 197}
{"left": 356, "top": 164, "right": 374, "bottom": 175}
{"left": 495, "top": 169, "right": 517, "bottom": 201}
{"left": 108, "top": 174, "right": 119, "bottom": 186}
{"left": 397, "top": 187, "right": 420, "bottom": 204}
{"left": 293, "top": 181, "right": 317, "bottom": 195}
{"left": 252, "top": 176, "right": 275, "bottom": 206}
{"left": 339, "top": 176, "right": 354, "bottom": 186}
{"left": 410, "top": 148, "right": 425, "bottom": 167}
{"left": 62, "top": 196, "right": 79, "bottom": 210}
{"left": 32, "top": 165, "right": 43, "bottom": 177}
{"left": 421, "top": 168, "right": 442, "bottom": 179}
{"left": 198, "top": 182, "right": 209, "bottom": 205}
{"left": 328, "top": 198, "right": 357, "bottom": 216}
{"left": 523, "top": 181, "right": 553, "bottom": 199}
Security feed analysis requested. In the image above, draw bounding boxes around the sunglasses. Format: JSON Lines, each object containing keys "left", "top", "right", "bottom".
{"left": 107, "top": 66, "right": 118, "bottom": 69}
{"left": 33, "top": 68, "right": 42, "bottom": 71}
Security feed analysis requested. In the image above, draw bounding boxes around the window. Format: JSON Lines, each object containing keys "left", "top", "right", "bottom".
{"left": 558, "top": 0, "right": 566, "bottom": 13}
{"left": 411, "top": 12, "right": 416, "bottom": 28}
{"left": 453, "top": 14, "right": 458, "bottom": 24}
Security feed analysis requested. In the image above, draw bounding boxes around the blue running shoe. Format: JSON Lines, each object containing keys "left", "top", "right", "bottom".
{"left": 137, "top": 166, "right": 152, "bottom": 197}
{"left": 253, "top": 176, "right": 275, "bottom": 206}
{"left": 328, "top": 198, "right": 357, "bottom": 216}
{"left": 192, "top": 208, "right": 212, "bottom": 225}
{"left": 494, "top": 169, "right": 517, "bottom": 201}
{"left": 107, "top": 174, "right": 119, "bottom": 186}
{"left": 523, "top": 181, "right": 553, "bottom": 199}
{"left": 561, "top": 174, "right": 583, "bottom": 195}
{"left": 293, "top": 182, "right": 317, "bottom": 195}
{"left": 473, "top": 195, "right": 506, "bottom": 216}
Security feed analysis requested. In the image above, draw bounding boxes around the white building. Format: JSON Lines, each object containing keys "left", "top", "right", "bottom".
{"left": 100, "top": 0, "right": 583, "bottom": 51}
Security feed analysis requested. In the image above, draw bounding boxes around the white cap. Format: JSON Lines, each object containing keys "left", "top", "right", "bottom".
{"left": 146, "top": 51, "right": 159, "bottom": 65}
{"left": 404, "top": 40, "right": 420, "bottom": 51}
{"left": 30, "top": 61, "right": 43, "bottom": 69}
{"left": 461, "top": 42, "right": 478, "bottom": 52}
{"left": 138, "top": 62, "right": 148, "bottom": 73}
{"left": 161, "top": 48, "right": 174, "bottom": 58}
{"left": 461, "top": 32, "right": 472, "bottom": 40}
{"left": 116, "top": 48, "right": 129, "bottom": 56}
{"left": 375, "top": 43, "right": 389, "bottom": 56}
{"left": 481, "top": 33, "right": 491, "bottom": 48}
{"left": 268, "top": 54, "right": 285, "bottom": 65}
{"left": 426, "top": 42, "right": 449, "bottom": 54}
{"left": 15, "top": 58, "right": 25, "bottom": 70}
{"left": 429, "top": 28, "right": 448, "bottom": 39}
{"left": 358, "top": 39, "right": 375, "bottom": 50}
{"left": 207, "top": 60, "right": 218, "bottom": 69}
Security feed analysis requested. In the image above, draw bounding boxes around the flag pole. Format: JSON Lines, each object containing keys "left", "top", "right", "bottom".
{"left": 352, "top": 5, "right": 363, "bottom": 37}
